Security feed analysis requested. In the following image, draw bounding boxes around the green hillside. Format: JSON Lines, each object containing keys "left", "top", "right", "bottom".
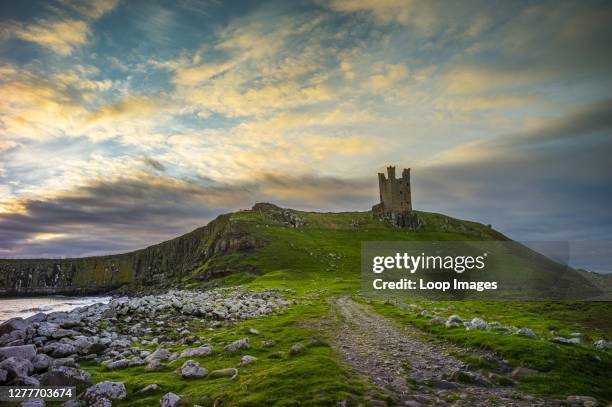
{"left": 2, "top": 203, "right": 611, "bottom": 404}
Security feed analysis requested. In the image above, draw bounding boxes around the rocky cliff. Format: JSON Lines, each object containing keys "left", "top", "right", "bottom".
{"left": 0, "top": 212, "right": 264, "bottom": 296}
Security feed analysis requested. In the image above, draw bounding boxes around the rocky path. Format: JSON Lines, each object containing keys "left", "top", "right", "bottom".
{"left": 330, "top": 297, "right": 553, "bottom": 406}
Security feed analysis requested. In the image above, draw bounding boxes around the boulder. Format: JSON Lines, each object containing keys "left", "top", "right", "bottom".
{"left": 240, "top": 355, "right": 257, "bottom": 366}
{"left": 178, "top": 360, "right": 208, "bottom": 378}
{"left": 0, "top": 318, "right": 30, "bottom": 335}
{"left": 146, "top": 359, "right": 164, "bottom": 371}
{"left": 566, "top": 395, "right": 598, "bottom": 406}
{"left": 224, "top": 338, "right": 250, "bottom": 352}
{"left": 552, "top": 336, "right": 580, "bottom": 345}
{"left": 32, "top": 354, "right": 52, "bottom": 372}
{"left": 128, "top": 357, "right": 145, "bottom": 366}
{"left": 13, "top": 375, "right": 40, "bottom": 386}
{"left": 0, "top": 344, "right": 37, "bottom": 361}
{"left": 0, "top": 357, "right": 33, "bottom": 380}
{"left": 209, "top": 368, "right": 238, "bottom": 380}
{"left": 160, "top": 392, "right": 182, "bottom": 407}
{"left": 51, "top": 357, "right": 77, "bottom": 368}
{"left": 429, "top": 317, "right": 447, "bottom": 325}
{"left": 40, "top": 366, "right": 91, "bottom": 386}
{"left": 90, "top": 398, "right": 112, "bottom": 407}
{"left": 179, "top": 345, "right": 213, "bottom": 358}
{"left": 73, "top": 337, "right": 93, "bottom": 354}
{"left": 84, "top": 381, "right": 127, "bottom": 403}
{"left": 105, "top": 359, "right": 129, "bottom": 370}
{"left": 50, "top": 329, "right": 79, "bottom": 339}
{"left": 445, "top": 321, "right": 460, "bottom": 328}
{"left": 26, "top": 313, "right": 47, "bottom": 323}
{"left": 22, "top": 399, "right": 45, "bottom": 407}
{"left": 136, "top": 383, "right": 159, "bottom": 394}
{"left": 43, "top": 343, "right": 77, "bottom": 358}
{"left": 468, "top": 318, "right": 488, "bottom": 330}
{"left": 516, "top": 328, "right": 537, "bottom": 339}
{"left": 146, "top": 348, "right": 171, "bottom": 362}
{"left": 288, "top": 343, "right": 305, "bottom": 357}
{"left": 448, "top": 315, "right": 462, "bottom": 323}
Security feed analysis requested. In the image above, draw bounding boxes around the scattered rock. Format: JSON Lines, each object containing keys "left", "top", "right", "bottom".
{"left": 209, "top": 368, "right": 238, "bottom": 380}
{"left": 429, "top": 317, "right": 447, "bottom": 325}
{"left": 136, "top": 383, "right": 159, "bottom": 394}
{"left": 448, "top": 315, "right": 462, "bottom": 323}
{"left": 22, "top": 399, "right": 45, "bottom": 407}
{"left": 160, "top": 392, "right": 182, "bottom": 407}
{"left": 552, "top": 336, "right": 580, "bottom": 345}
{"left": 566, "top": 395, "right": 598, "bottom": 406}
{"left": 178, "top": 360, "right": 208, "bottom": 378}
{"left": 0, "top": 344, "right": 37, "bottom": 361}
{"left": 0, "top": 356, "right": 33, "bottom": 380}
{"left": 104, "top": 358, "right": 129, "bottom": 369}
{"left": 84, "top": 381, "right": 127, "bottom": 403}
{"left": 516, "top": 328, "right": 537, "bottom": 339}
{"left": 466, "top": 318, "right": 488, "bottom": 330}
{"left": 179, "top": 345, "right": 213, "bottom": 358}
{"left": 0, "top": 318, "right": 30, "bottom": 336}
{"left": 288, "top": 342, "right": 305, "bottom": 357}
{"left": 40, "top": 366, "right": 91, "bottom": 386}
{"left": 224, "top": 338, "right": 250, "bottom": 352}
{"left": 445, "top": 320, "right": 460, "bottom": 328}
{"left": 240, "top": 355, "right": 257, "bottom": 366}
{"left": 145, "top": 358, "right": 164, "bottom": 371}
{"left": 594, "top": 339, "right": 611, "bottom": 350}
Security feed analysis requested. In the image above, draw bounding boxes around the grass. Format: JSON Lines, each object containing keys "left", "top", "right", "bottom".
{"left": 79, "top": 300, "right": 376, "bottom": 406}
{"left": 51, "top": 206, "right": 612, "bottom": 405}
{"left": 366, "top": 299, "right": 612, "bottom": 403}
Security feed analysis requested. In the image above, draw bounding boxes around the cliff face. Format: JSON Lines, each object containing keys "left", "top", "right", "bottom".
{"left": 0, "top": 213, "right": 264, "bottom": 296}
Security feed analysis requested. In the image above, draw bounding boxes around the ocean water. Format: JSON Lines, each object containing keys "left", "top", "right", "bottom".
{"left": 0, "top": 296, "right": 111, "bottom": 322}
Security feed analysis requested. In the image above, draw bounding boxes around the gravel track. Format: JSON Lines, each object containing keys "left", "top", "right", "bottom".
{"left": 330, "top": 297, "right": 555, "bottom": 406}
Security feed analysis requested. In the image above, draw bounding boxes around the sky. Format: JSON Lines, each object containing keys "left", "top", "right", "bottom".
{"left": 0, "top": 0, "right": 611, "bottom": 270}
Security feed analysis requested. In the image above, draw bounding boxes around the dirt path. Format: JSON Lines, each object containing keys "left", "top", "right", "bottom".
{"left": 330, "top": 297, "right": 553, "bottom": 406}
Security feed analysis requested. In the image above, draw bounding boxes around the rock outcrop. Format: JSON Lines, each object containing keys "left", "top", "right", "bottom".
{"left": 0, "top": 210, "right": 266, "bottom": 295}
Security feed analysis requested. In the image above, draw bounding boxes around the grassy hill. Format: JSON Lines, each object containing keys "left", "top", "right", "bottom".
{"left": 0, "top": 202, "right": 506, "bottom": 295}
{"left": 2, "top": 203, "right": 611, "bottom": 404}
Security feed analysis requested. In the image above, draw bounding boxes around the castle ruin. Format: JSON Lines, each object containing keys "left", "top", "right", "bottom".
{"left": 373, "top": 166, "right": 419, "bottom": 227}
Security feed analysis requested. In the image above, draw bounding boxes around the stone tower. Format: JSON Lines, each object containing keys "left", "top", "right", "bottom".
{"left": 373, "top": 166, "right": 412, "bottom": 214}
{"left": 373, "top": 166, "right": 417, "bottom": 227}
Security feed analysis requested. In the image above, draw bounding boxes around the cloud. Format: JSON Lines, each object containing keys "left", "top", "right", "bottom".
{"left": 414, "top": 100, "right": 612, "bottom": 241}
{"left": 326, "top": 0, "right": 427, "bottom": 26}
{"left": 367, "top": 63, "right": 408, "bottom": 91}
{"left": 0, "top": 171, "right": 372, "bottom": 258}
{"left": 0, "top": 0, "right": 119, "bottom": 54}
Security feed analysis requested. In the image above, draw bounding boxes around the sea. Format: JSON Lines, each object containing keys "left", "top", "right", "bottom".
{"left": 0, "top": 296, "right": 112, "bottom": 323}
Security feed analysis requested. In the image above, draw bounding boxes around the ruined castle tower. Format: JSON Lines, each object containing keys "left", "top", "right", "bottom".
{"left": 373, "top": 166, "right": 412, "bottom": 214}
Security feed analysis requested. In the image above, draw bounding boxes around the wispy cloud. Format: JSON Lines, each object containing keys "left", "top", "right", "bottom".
{"left": 0, "top": 0, "right": 119, "bottom": 55}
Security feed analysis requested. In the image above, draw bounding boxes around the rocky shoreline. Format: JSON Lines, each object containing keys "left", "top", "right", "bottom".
{"left": 0, "top": 288, "right": 293, "bottom": 406}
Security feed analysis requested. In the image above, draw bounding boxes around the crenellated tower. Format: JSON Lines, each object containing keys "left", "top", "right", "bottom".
{"left": 374, "top": 166, "right": 412, "bottom": 213}
{"left": 373, "top": 166, "right": 416, "bottom": 227}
